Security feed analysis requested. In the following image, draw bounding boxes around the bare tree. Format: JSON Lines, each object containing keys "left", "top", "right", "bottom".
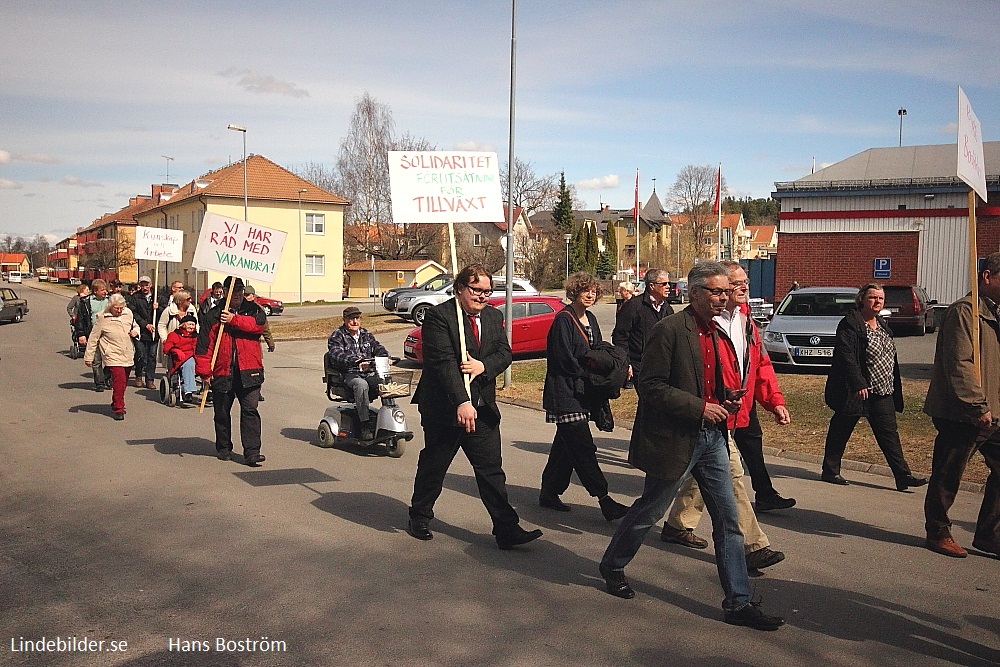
{"left": 518, "top": 231, "right": 565, "bottom": 290}
{"left": 667, "top": 164, "right": 726, "bottom": 261}
{"left": 333, "top": 93, "right": 439, "bottom": 263}
{"left": 293, "top": 161, "right": 337, "bottom": 193}
{"left": 500, "top": 158, "right": 559, "bottom": 216}
{"left": 80, "top": 233, "right": 135, "bottom": 274}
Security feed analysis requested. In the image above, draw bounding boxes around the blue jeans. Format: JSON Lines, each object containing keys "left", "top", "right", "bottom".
{"left": 601, "top": 428, "right": 751, "bottom": 612}
{"left": 178, "top": 357, "right": 197, "bottom": 393}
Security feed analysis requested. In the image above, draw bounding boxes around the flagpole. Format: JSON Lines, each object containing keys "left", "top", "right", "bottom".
{"left": 634, "top": 168, "right": 640, "bottom": 280}
{"left": 715, "top": 163, "right": 723, "bottom": 261}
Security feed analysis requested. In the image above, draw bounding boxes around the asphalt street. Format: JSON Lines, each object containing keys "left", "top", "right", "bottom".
{"left": 0, "top": 285, "right": 996, "bottom": 667}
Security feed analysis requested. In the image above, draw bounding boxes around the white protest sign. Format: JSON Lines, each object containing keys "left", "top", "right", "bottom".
{"left": 388, "top": 151, "right": 504, "bottom": 224}
{"left": 957, "top": 86, "right": 988, "bottom": 202}
{"left": 191, "top": 212, "right": 287, "bottom": 285}
{"left": 134, "top": 226, "right": 184, "bottom": 262}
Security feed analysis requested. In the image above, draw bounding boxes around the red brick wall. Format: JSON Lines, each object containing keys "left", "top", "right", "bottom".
{"left": 774, "top": 231, "right": 919, "bottom": 302}
{"left": 977, "top": 215, "right": 1000, "bottom": 258}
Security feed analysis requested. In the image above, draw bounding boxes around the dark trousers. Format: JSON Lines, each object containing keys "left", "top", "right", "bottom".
{"left": 132, "top": 338, "right": 158, "bottom": 380}
{"left": 213, "top": 381, "right": 262, "bottom": 456}
{"left": 822, "top": 393, "right": 911, "bottom": 480}
{"left": 732, "top": 405, "right": 777, "bottom": 499}
{"left": 924, "top": 417, "right": 1000, "bottom": 544}
{"left": 409, "top": 417, "right": 520, "bottom": 532}
{"left": 541, "top": 419, "right": 609, "bottom": 498}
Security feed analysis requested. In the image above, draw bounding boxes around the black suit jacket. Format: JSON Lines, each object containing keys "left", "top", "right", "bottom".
{"left": 412, "top": 298, "right": 512, "bottom": 425}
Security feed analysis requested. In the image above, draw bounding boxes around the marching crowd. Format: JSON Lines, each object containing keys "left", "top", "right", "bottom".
{"left": 67, "top": 258, "right": 999, "bottom": 631}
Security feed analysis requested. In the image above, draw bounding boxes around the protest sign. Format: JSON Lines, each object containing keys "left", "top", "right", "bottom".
{"left": 191, "top": 212, "right": 287, "bottom": 285}
{"left": 134, "top": 227, "right": 183, "bottom": 262}
{"left": 388, "top": 151, "right": 504, "bottom": 224}
{"left": 957, "top": 86, "right": 987, "bottom": 203}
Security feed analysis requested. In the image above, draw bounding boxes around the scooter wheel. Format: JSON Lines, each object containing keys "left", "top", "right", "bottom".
{"left": 317, "top": 422, "right": 336, "bottom": 448}
{"left": 386, "top": 437, "right": 405, "bottom": 458}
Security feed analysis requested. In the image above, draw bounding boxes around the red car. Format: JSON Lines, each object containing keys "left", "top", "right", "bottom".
{"left": 198, "top": 288, "right": 284, "bottom": 316}
{"left": 403, "top": 295, "right": 565, "bottom": 363}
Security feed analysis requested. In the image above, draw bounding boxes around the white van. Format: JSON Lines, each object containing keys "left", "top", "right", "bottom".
{"left": 7, "top": 271, "right": 22, "bottom": 283}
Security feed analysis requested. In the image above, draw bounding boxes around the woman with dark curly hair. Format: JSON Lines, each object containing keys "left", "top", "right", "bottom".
{"left": 540, "top": 272, "right": 630, "bottom": 520}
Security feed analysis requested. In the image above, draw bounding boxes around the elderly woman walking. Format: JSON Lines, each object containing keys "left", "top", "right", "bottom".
{"left": 540, "top": 272, "right": 630, "bottom": 520}
{"left": 821, "top": 283, "right": 927, "bottom": 491}
{"left": 84, "top": 293, "right": 140, "bottom": 420}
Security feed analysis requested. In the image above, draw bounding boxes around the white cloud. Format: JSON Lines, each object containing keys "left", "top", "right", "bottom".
{"left": 454, "top": 140, "right": 495, "bottom": 152}
{"left": 0, "top": 178, "right": 23, "bottom": 189}
{"left": 14, "top": 152, "right": 60, "bottom": 163}
{"left": 217, "top": 68, "right": 310, "bottom": 98}
{"left": 0, "top": 149, "right": 9, "bottom": 163}
{"left": 576, "top": 174, "right": 620, "bottom": 190}
{"left": 941, "top": 122, "right": 958, "bottom": 135}
{"left": 62, "top": 176, "right": 102, "bottom": 188}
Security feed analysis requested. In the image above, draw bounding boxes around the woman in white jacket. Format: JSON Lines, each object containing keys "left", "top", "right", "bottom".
{"left": 156, "top": 289, "right": 199, "bottom": 341}
{"left": 84, "top": 293, "right": 139, "bottom": 420}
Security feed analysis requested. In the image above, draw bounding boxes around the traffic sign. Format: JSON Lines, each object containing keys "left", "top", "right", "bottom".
{"left": 874, "top": 258, "right": 891, "bottom": 279}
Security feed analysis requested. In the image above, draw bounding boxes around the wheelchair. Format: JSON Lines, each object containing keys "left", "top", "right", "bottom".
{"left": 318, "top": 353, "right": 413, "bottom": 458}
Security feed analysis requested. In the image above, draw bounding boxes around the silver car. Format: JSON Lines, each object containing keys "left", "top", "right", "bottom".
{"left": 396, "top": 277, "right": 538, "bottom": 325}
{"left": 762, "top": 287, "right": 858, "bottom": 368}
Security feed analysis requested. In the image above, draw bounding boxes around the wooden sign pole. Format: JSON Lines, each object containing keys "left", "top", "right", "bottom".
{"left": 968, "top": 189, "right": 981, "bottom": 385}
{"left": 198, "top": 277, "right": 237, "bottom": 413}
{"left": 448, "top": 222, "right": 472, "bottom": 396}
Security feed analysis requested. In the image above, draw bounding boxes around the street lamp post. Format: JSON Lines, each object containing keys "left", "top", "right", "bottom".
{"left": 297, "top": 188, "right": 307, "bottom": 304}
{"left": 897, "top": 108, "right": 907, "bottom": 147}
{"left": 227, "top": 124, "right": 248, "bottom": 221}
{"left": 563, "top": 232, "right": 572, "bottom": 278}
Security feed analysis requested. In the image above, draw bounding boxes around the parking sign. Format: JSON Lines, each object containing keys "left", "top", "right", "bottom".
{"left": 874, "top": 258, "right": 891, "bottom": 279}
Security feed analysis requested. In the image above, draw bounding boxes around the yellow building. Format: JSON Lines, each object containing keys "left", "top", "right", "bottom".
{"left": 134, "top": 155, "right": 349, "bottom": 302}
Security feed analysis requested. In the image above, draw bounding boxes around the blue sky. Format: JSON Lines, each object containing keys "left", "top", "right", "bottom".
{"left": 1, "top": 0, "right": 998, "bottom": 241}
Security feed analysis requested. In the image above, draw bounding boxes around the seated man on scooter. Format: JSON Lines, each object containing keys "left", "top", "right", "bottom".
{"left": 327, "top": 306, "right": 389, "bottom": 440}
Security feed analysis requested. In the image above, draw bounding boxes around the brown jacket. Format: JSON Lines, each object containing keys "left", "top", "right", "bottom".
{"left": 629, "top": 307, "right": 714, "bottom": 481}
{"left": 924, "top": 294, "right": 1000, "bottom": 425}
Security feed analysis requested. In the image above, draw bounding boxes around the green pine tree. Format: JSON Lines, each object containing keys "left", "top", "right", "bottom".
{"left": 585, "top": 224, "right": 600, "bottom": 273}
{"left": 595, "top": 250, "right": 613, "bottom": 278}
{"left": 552, "top": 172, "right": 574, "bottom": 233}
{"left": 569, "top": 225, "right": 587, "bottom": 273}
{"left": 603, "top": 223, "right": 618, "bottom": 275}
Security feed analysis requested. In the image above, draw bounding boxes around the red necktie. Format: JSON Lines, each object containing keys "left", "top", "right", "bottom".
{"left": 467, "top": 314, "right": 480, "bottom": 346}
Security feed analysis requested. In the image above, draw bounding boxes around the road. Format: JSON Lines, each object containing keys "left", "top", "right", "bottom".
{"left": 1, "top": 286, "right": 995, "bottom": 666}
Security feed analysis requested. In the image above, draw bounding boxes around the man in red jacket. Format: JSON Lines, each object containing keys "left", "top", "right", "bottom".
{"left": 195, "top": 276, "right": 267, "bottom": 466}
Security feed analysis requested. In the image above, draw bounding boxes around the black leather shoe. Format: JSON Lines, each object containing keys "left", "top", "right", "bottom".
{"left": 539, "top": 490, "right": 571, "bottom": 512}
{"left": 112, "top": 412, "right": 124, "bottom": 421}
{"left": 406, "top": 519, "right": 433, "bottom": 541}
{"left": 216, "top": 449, "right": 232, "bottom": 461}
{"left": 896, "top": 474, "right": 928, "bottom": 491}
{"left": 598, "top": 563, "right": 635, "bottom": 599}
{"left": 746, "top": 546, "right": 785, "bottom": 570}
{"left": 495, "top": 525, "right": 543, "bottom": 550}
{"left": 821, "top": 473, "right": 850, "bottom": 485}
{"left": 755, "top": 494, "right": 796, "bottom": 512}
{"left": 599, "top": 496, "right": 630, "bottom": 521}
{"left": 244, "top": 453, "right": 265, "bottom": 467}
{"left": 724, "top": 602, "right": 785, "bottom": 631}
{"left": 95, "top": 384, "right": 105, "bottom": 393}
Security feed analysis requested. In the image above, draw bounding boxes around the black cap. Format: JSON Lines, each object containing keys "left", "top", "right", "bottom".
{"left": 343, "top": 306, "right": 362, "bottom": 319}
{"left": 223, "top": 276, "right": 244, "bottom": 292}
{"left": 179, "top": 314, "right": 198, "bottom": 326}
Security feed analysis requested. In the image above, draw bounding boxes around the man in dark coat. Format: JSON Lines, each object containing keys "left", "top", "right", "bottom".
{"left": 127, "top": 275, "right": 159, "bottom": 389}
{"left": 612, "top": 267, "right": 674, "bottom": 389}
{"left": 195, "top": 276, "right": 267, "bottom": 466}
{"left": 406, "top": 264, "right": 543, "bottom": 550}
{"left": 599, "top": 261, "right": 784, "bottom": 631}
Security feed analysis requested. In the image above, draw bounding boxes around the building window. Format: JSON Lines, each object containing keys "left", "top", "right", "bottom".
{"left": 305, "top": 213, "right": 325, "bottom": 235}
{"left": 793, "top": 207, "right": 801, "bottom": 212}
{"left": 473, "top": 234, "right": 482, "bottom": 247}
{"left": 898, "top": 204, "right": 907, "bottom": 210}
{"left": 305, "top": 254, "right": 325, "bottom": 275}
{"left": 626, "top": 223, "right": 635, "bottom": 236}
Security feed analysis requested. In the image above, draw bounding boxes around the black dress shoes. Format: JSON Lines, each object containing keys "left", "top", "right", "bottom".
{"left": 724, "top": 602, "right": 785, "bottom": 631}
{"left": 821, "top": 473, "right": 850, "bottom": 485}
{"left": 217, "top": 449, "right": 232, "bottom": 461}
{"left": 598, "top": 563, "right": 635, "bottom": 599}
{"left": 598, "top": 496, "right": 630, "bottom": 521}
{"left": 244, "top": 453, "right": 266, "bottom": 467}
{"left": 539, "top": 490, "right": 571, "bottom": 512}
{"left": 406, "top": 519, "right": 433, "bottom": 541}
{"left": 754, "top": 494, "right": 796, "bottom": 512}
{"left": 896, "top": 474, "right": 928, "bottom": 491}
{"left": 495, "top": 525, "right": 543, "bottom": 550}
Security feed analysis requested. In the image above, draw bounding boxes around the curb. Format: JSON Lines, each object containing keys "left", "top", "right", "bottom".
{"left": 496, "top": 396, "right": 987, "bottom": 495}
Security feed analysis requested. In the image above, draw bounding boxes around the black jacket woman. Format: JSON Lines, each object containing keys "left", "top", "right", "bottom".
{"left": 540, "top": 272, "right": 630, "bottom": 520}
{"left": 821, "top": 283, "right": 926, "bottom": 491}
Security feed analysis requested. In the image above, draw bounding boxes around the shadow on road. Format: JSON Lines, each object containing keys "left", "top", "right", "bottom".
{"left": 125, "top": 436, "right": 219, "bottom": 458}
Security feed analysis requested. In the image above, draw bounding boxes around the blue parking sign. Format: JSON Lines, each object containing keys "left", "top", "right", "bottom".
{"left": 873, "top": 258, "right": 891, "bottom": 279}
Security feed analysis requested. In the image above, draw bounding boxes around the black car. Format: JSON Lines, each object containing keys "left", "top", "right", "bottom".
{"left": 882, "top": 285, "right": 937, "bottom": 336}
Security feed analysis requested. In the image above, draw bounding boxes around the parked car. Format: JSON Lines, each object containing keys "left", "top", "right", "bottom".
{"left": 6, "top": 271, "right": 22, "bottom": 283}
{"left": 748, "top": 297, "right": 774, "bottom": 322}
{"left": 0, "top": 287, "right": 29, "bottom": 323}
{"left": 198, "top": 288, "right": 284, "bottom": 315}
{"left": 381, "top": 273, "right": 453, "bottom": 312}
{"left": 881, "top": 285, "right": 937, "bottom": 336}
{"left": 403, "top": 294, "right": 564, "bottom": 363}
{"left": 396, "top": 277, "right": 538, "bottom": 326}
{"left": 762, "top": 286, "right": 858, "bottom": 368}
{"left": 666, "top": 280, "right": 687, "bottom": 303}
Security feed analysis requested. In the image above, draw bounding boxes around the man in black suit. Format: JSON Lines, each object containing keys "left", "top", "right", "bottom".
{"left": 406, "top": 264, "right": 543, "bottom": 550}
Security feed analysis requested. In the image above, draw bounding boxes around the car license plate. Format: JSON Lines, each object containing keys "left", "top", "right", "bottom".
{"left": 793, "top": 347, "right": 833, "bottom": 357}
{"left": 886, "top": 307, "right": 899, "bottom": 313}
{"left": 404, "top": 344, "right": 415, "bottom": 354}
